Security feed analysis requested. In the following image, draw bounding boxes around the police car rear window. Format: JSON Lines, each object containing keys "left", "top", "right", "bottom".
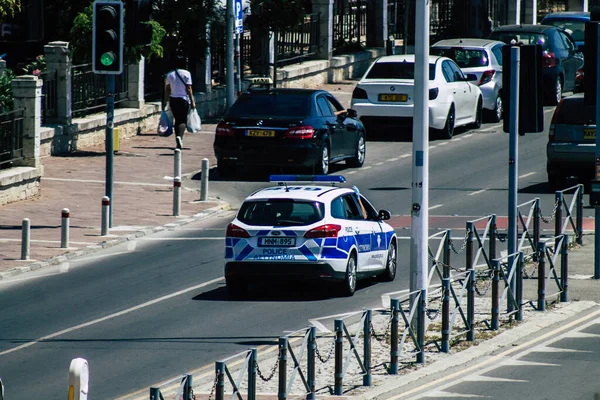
{"left": 238, "top": 200, "right": 325, "bottom": 226}
{"left": 227, "top": 94, "right": 310, "bottom": 118}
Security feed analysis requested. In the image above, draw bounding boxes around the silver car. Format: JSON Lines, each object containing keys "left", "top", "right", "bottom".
{"left": 431, "top": 38, "right": 504, "bottom": 122}
{"left": 546, "top": 93, "right": 595, "bottom": 191}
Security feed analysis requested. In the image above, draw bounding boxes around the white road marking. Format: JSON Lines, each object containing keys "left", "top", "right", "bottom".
{"left": 463, "top": 376, "right": 528, "bottom": 383}
{"left": 400, "top": 154, "right": 410, "bottom": 158}
{"left": 478, "top": 126, "right": 497, "bottom": 132}
{"left": 375, "top": 162, "right": 385, "bottom": 166}
{"left": 532, "top": 346, "right": 593, "bottom": 353}
{"left": 429, "top": 204, "right": 443, "bottom": 210}
{"left": 387, "top": 157, "right": 400, "bottom": 162}
{"left": 362, "top": 166, "right": 372, "bottom": 170}
{"left": 437, "top": 141, "right": 450, "bottom": 146}
{"left": 429, "top": 145, "right": 437, "bottom": 149}
{"left": 519, "top": 172, "right": 536, "bottom": 179}
{"left": 421, "top": 391, "right": 487, "bottom": 398}
{"left": 43, "top": 177, "right": 171, "bottom": 188}
{"left": 468, "top": 189, "right": 487, "bottom": 196}
{"left": 544, "top": 108, "right": 554, "bottom": 114}
{"left": 453, "top": 137, "right": 462, "bottom": 141}
{"left": 347, "top": 170, "right": 357, "bottom": 174}
{"left": 0, "top": 239, "right": 93, "bottom": 245}
{"left": 0, "top": 277, "right": 224, "bottom": 357}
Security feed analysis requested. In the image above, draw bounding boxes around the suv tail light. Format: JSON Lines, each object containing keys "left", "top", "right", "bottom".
{"left": 548, "top": 99, "right": 563, "bottom": 142}
{"left": 428, "top": 88, "right": 439, "bottom": 100}
{"left": 216, "top": 121, "right": 234, "bottom": 136}
{"left": 304, "top": 224, "right": 342, "bottom": 238}
{"left": 226, "top": 223, "right": 250, "bottom": 238}
{"left": 285, "top": 126, "right": 315, "bottom": 139}
{"left": 478, "top": 70, "right": 496, "bottom": 86}
{"left": 352, "top": 87, "right": 368, "bottom": 99}
{"left": 542, "top": 52, "right": 557, "bottom": 68}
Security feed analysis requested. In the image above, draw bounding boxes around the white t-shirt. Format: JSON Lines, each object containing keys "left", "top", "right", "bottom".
{"left": 166, "top": 69, "right": 192, "bottom": 102}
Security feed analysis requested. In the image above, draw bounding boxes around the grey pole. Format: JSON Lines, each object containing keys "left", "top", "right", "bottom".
{"left": 226, "top": 0, "right": 235, "bottom": 108}
{"left": 101, "top": 196, "right": 110, "bottom": 236}
{"left": 21, "top": 217, "right": 30, "bottom": 260}
{"left": 507, "top": 45, "right": 520, "bottom": 312}
{"left": 61, "top": 208, "right": 70, "bottom": 249}
{"left": 595, "top": 25, "right": 600, "bottom": 279}
{"left": 236, "top": 33, "right": 242, "bottom": 93}
{"left": 173, "top": 176, "right": 182, "bottom": 216}
{"left": 201, "top": 158, "right": 209, "bottom": 201}
{"left": 410, "top": 0, "right": 430, "bottom": 311}
{"left": 174, "top": 148, "right": 182, "bottom": 180}
{"left": 106, "top": 75, "right": 115, "bottom": 228}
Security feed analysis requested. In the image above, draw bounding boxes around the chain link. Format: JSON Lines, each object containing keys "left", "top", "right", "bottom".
{"left": 206, "top": 372, "right": 218, "bottom": 400}
{"left": 474, "top": 268, "right": 494, "bottom": 296}
{"left": 426, "top": 294, "right": 444, "bottom": 320}
{"left": 255, "top": 353, "right": 280, "bottom": 382}
{"left": 190, "top": 387, "right": 197, "bottom": 400}
{"left": 449, "top": 229, "right": 470, "bottom": 254}
{"left": 315, "top": 336, "right": 335, "bottom": 363}
{"left": 540, "top": 199, "right": 560, "bottom": 223}
{"left": 370, "top": 315, "right": 392, "bottom": 342}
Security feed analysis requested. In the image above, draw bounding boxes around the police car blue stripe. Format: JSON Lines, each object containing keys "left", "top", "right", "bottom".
{"left": 225, "top": 247, "right": 233, "bottom": 259}
{"left": 236, "top": 244, "right": 255, "bottom": 261}
{"left": 337, "top": 236, "right": 354, "bottom": 252}
{"left": 324, "top": 238, "right": 336, "bottom": 246}
{"left": 299, "top": 245, "right": 318, "bottom": 261}
{"left": 322, "top": 247, "right": 348, "bottom": 259}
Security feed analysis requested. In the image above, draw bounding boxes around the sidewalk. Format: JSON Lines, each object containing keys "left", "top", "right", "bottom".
{"left": 0, "top": 122, "right": 227, "bottom": 278}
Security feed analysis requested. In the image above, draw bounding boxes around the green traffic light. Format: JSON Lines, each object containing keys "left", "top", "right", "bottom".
{"left": 100, "top": 52, "right": 115, "bottom": 66}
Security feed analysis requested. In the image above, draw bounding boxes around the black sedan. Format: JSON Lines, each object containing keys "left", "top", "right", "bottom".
{"left": 213, "top": 88, "right": 367, "bottom": 177}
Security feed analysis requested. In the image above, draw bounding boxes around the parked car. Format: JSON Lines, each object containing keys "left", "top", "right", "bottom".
{"left": 350, "top": 54, "right": 483, "bottom": 139}
{"left": 541, "top": 11, "right": 589, "bottom": 50}
{"left": 489, "top": 24, "right": 584, "bottom": 106}
{"left": 213, "top": 88, "right": 367, "bottom": 177}
{"left": 431, "top": 38, "right": 505, "bottom": 122}
{"left": 546, "top": 93, "right": 595, "bottom": 190}
{"left": 223, "top": 174, "right": 397, "bottom": 297}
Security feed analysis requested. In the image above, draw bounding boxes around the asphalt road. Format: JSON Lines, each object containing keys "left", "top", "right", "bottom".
{"left": 0, "top": 85, "right": 590, "bottom": 399}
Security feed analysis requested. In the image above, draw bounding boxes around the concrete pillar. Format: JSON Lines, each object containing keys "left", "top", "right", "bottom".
{"left": 506, "top": 0, "right": 519, "bottom": 24}
{"left": 523, "top": 0, "right": 536, "bottom": 24}
{"left": 367, "top": 0, "right": 387, "bottom": 48}
{"left": 313, "top": 0, "right": 333, "bottom": 61}
{"left": 44, "top": 41, "right": 71, "bottom": 125}
{"left": 123, "top": 56, "right": 145, "bottom": 108}
{"left": 12, "top": 76, "right": 43, "bottom": 168}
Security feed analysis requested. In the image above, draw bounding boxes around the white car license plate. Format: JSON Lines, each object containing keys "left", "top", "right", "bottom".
{"left": 258, "top": 237, "right": 296, "bottom": 247}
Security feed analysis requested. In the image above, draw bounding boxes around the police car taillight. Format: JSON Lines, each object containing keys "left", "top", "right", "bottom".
{"left": 226, "top": 223, "right": 250, "bottom": 238}
{"left": 304, "top": 224, "right": 342, "bottom": 238}
{"left": 285, "top": 126, "right": 315, "bottom": 139}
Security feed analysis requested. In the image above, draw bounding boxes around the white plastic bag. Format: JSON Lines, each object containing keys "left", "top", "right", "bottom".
{"left": 158, "top": 106, "right": 174, "bottom": 137}
{"left": 187, "top": 108, "right": 201, "bottom": 133}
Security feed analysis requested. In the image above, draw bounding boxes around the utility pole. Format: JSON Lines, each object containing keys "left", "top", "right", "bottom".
{"left": 226, "top": 0, "right": 235, "bottom": 108}
{"left": 410, "top": 0, "right": 429, "bottom": 305}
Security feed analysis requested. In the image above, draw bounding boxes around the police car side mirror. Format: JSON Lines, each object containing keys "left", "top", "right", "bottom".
{"left": 378, "top": 209, "right": 391, "bottom": 220}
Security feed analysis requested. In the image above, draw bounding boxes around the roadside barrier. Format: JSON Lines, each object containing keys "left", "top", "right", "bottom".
{"left": 101, "top": 196, "right": 110, "bottom": 236}
{"left": 21, "top": 217, "right": 30, "bottom": 260}
{"left": 173, "top": 176, "right": 182, "bottom": 216}
{"left": 554, "top": 184, "right": 584, "bottom": 245}
{"left": 61, "top": 208, "right": 70, "bottom": 249}
{"left": 277, "top": 327, "right": 316, "bottom": 400}
{"left": 517, "top": 198, "right": 540, "bottom": 256}
{"left": 201, "top": 158, "right": 209, "bottom": 201}
{"left": 215, "top": 349, "right": 256, "bottom": 400}
{"left": 536, "top": 235, "right": 569, "bottom": 310}
{"left": 150, "top": 374, "right": 193, "bottom": 400}
{"left": 491, "top": 251, "right": 524, "bottom": 330}
{"left": 174, "top": 148, "right": 182, "bottom": 180}
{"left": 68, "top": 358, "right": 89, "bottom": 400}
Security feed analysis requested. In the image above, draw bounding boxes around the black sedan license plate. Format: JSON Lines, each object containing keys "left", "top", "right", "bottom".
{"left": 584, "top": 128, "right": 596, "bottom": 140}
{"left": 247, "top": 130, "right": 275, "bottom": 137}
{"left": 258, "top": 237, "right": 296, "bottom": 247}
{"left": 379, "top": 93, "right": 407, "bottom": 102}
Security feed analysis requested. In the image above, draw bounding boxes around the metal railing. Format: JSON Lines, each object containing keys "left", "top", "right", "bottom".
{"left": 333, "top": 310, "right": 371, "bottom": 395}
{"left": 215, "top": 349, "right": 257, "bottom": 400}
{"left": 39, "top": 70, "right": 57, "bottom": 124}
{"left": 71, "top": 63, "right": 129, "bottom": 118}
{"left": 332, "top": 0, "right": 368, "bottom": 53}
{"left": 554, "top": 185, "right": 584, "bottom": 245}
{"left": 276, "top": 13, "right": 320, "bottom": 67}
{"left": 150, "top": 374, "right": 193, "bottom": 400}
{"left": 537, "top": 235, "right": 569, "bottom": 310}
{"left": 278, "top": 327, "right": 316, "bottom": 400}
{"left": 491, "top": 251, "right": 524, "bottom": 329}
{"left": 517, "top": 198, "right": 541, "bottom": 256}
{"left": 0, "top": 108, "right": 25, "bottom": 170}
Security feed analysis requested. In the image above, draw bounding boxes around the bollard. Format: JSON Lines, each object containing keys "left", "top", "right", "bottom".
{"left": 554, "top": 191, "right": 563, "bottom": 240}
{"left": 538, "top": 242, "right": 547, "bottom": 311}
{"left": 278, "top": 338, "right": 288, "bottom": 400}
{"left": 517, "top": 252, "right": 524, "bottom": 321}
{"left": 183, "top": 374, "right": 192, "bottom": 400}
{"left": 561, "top": 235, "right": 569, "bottom": 302}
{"left": 466, "top": 222, "right": 475, "bottom": 341}
{"left": 248, "top": 349, "right": 257, "bottom": 400}
{"left": 491, "top": 259, "right": 500, "bottom": 330}
{"left": 390, "top": 299, "right": 399, "bottom": 373}
{"left": 21, "top": 218, "right": 30, "bottom": 260}
{"left": 200, "top": 158, "right": 209, "bottom": 201}
{"left": 307, "top": 327, "right": 316, "bottom": 400}
{"left": 334, "top": 320, "right": 343, "bottom": 396}
{"left": 149, "top": 387, "right": 160, "bottom": 400}
{"left": 577, "top": 185, "right": 583, "bottom": 245}
{"left": 215, "top": 362, "right": 225, "bottom": 400}
{"left": 101, "top": 196, "right": 110, "bottom": 236}
{"left": 416, "top": 289, "right": 426, "bottom": 363}
{"left": 363, "top": 310, "right": 372, "bottom": 386}
{"left": 533, "top": 199, "right": 541, "bottom": 261}
{"left": 441, "top": 230, "right": 451, "bottom": 353}
{"left": 61, "top": 208, "right": 70, "bottom": 248}
{"left": 174, "top": 148, "right": 182, "bottom": 180}
{"left": 68, "top": 357, "right": 89, "bottom": 400}
{"left": 173, "top": 176, "right": 182, "bottom": 216}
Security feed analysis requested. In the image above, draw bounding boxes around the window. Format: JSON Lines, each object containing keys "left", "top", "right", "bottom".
{"left": 441, "top": 61, "right": 456, "bottom": 82}
{"left": 559, "top": 31, "right": 576, "bottom": 52}
{"left": 358, "top": 195, "right": 378, "bottom": 221}
{"left": 317, "top": 96, "right": 334, "bottom": 116}
{"left": 491, "top": 44, "right": 503, "bottom": 66}
{"left": 237, "top": 200, "right": 325, "bottom": 226}
{"left": 366, "top": 62, "right": 436, "bottom": 80}
{"left": 326, "top": 95, "right": 344, "bottom": 112}
{"left": 544, "top": 18, "right": 586, "bottom": 42}
{"left": 331, "top": 195, "right": 363, "bottom": 220}
{"left": 430, "top": 47, "right": 489, "bottom": 68}
{"left": 448, "top": 61, "right": 465, "bottom": 81}
{"left": 227, "top": 93, "right": 310, "bottom": 118}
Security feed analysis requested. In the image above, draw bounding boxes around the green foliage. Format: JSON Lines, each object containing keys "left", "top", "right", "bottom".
{"left": 68, "top": 4, "right": 166, "bottom": 65}
{"left": 0, "top": 0, "right": 20, "bottom": 19}
{"left": 12, "top": 55, "right": 47, "bottom": 76}
{"left": 248, "top": 0, "right": 307, "bottom": 33}
{"left": 0, "top": 69, "right": 15, "bottom": 114}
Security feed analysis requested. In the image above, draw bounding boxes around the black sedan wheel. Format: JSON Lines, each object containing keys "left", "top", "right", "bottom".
{"left": 346, "top": 133, "right": 365, "bottom": 168}
{"left": 315, "top": 144, "right": 330, "bottom": 174}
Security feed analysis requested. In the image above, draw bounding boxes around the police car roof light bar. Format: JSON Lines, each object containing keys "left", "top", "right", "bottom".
{"left": 269, "top": 174, "right": 346, "bottom": 183}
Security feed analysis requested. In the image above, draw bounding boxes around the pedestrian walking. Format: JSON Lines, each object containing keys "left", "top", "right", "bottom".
{"left": 163, "top": 56, "right": 196, "bottom": 150}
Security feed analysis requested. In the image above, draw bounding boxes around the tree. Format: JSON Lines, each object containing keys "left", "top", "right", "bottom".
{"left": 0, "top": 0, "right": 20, "bottom": 19}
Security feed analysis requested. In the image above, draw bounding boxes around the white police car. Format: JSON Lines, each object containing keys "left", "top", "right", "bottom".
{"left": 224, "top": 175, "right": 397, "bottom": 297}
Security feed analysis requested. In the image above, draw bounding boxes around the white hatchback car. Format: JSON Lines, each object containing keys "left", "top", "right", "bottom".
{"left": 351, "top": 54, "right": 483, "bottom": 139}
{"left": 223, "top": 175, "right": 398, "bottom": 298}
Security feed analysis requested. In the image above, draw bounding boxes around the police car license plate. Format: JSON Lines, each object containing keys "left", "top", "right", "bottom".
{"left": 584, "top": 128, "right": 596, "bottom": 140}
{"left": 379, "top": 94, "right": 407, "bottom": 102}
{"left": 247, "top": 130, "right": 275, "bottom": 137}
{"left": 258, "top": 237, "right": 296, "bottom": 247}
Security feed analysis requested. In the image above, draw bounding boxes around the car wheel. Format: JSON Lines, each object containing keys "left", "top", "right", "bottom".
{"left": 548, "top": 172, "right": 567, "bottom": 192}
{"left": 488, "top": 94, "right": 503, "bottom": 123}
{"left": 315, "top": 144, "right": 330, "bottom": 175}
{"left": 346, "top": 132, "right": 366, "bottom": 168}
{"left": 469, "top": 98, "right": 483, "bottom": 129}
{"left": 340, "top": 254, "right": 357, "bottom": 297}
{"left": 380, "top": 239, "right": 397, "bottom": 282}
{"left": 438, "top": 106, "right": 455, "bottom": 139}
{"left": 547, "top": 77, "right": 563, "bottom": 106}
{"left": 217, "top": 161, "right": 236, "bottom": 178}
{"left": 226, "top": 277, "right": 248, "bottom": 300}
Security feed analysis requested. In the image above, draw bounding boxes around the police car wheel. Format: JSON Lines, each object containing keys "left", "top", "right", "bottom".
{"left": 226, "top": 278, "right": 248, "bottom": 299}
{"left": 380, "top": 239, "right": 397, "bottom": 282}
{"left": 340, "top": 254, "right": 357, "bottom": 296}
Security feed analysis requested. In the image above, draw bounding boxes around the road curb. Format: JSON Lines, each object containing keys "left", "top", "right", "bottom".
{"left": 0, "top": 201, "right": 232, "bottom": 281}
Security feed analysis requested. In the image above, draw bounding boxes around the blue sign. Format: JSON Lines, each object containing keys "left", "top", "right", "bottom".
{"left": 235, "top": 0, "right": 244, "bottom": 34}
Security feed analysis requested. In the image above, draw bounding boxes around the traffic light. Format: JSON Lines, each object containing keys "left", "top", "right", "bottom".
{"left": 92, "top": 0, "right": 124, "bottom": 74}
{"left": 502, "top": 44, "right": 544, "bottom": 135}
{"left": 125, "top": 0, "right": 154, "bottom": 47}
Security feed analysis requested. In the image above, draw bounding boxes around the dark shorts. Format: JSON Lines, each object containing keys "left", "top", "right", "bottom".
{"left": 169, "top": 97, "right": 189, "bottom": 128}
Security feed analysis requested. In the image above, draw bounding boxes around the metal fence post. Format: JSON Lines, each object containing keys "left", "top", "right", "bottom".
{"left": 216, "top": 362, "right": 225, "bottom": 400}
{"left": 174, "top": 148, "right": 182, "bottom": 180}
{"left": 555, "top": 191, "right": 563, "bottom": 238}
{"left": 538, "top": 242, "right": 547, "bottom": 311}
{"left": 417, "top": 289, "right": 425, "bottom": 363}
{"left": 21, "top": 217, "right": 30, "bottom": 260}
{"left": 150, "top": 387, "right": 160, "bottom": 400}
{"left": 183, "top": 374, "right": 192, "bottom": 400}
{"left": 533, "top": 198, "right": 541, "bottom": 260}
{"left": 466, "top": 221, "right": 475, "bottom": 341}
{"left": 390, "top": 298, "right": 399, "bottom": 373}
{"left": 61, "top": 208, "right": 70, "bottom": 248}
{"left": 101, "top": 196, "right": 110, "bottom": 236}
{"left": 517, "top": 252, "right": 523, "bottom": 321}
{"left": 363, "top": 309, "right": 371, "bottom": 386}
{"left": 278, "top": 338, "right": 288, "bottom": 400}
{"left": 334, "top": 319, "right": 343, "bottom": 396}
{"left": 577, "top": 185, "right": 583, "bottom": 245}
{"left": 307, "top": 327, "right": 316, "bottom": 400}
{"left": 442, "top": 229, "right": 451, "bottom": 353}
{"left": 249, "top": 348, "right": 257, "bottom": 400}
{"left": 490, "top": 215, "right": 497, "bottom": 261}
{"left": 201, "top": 158, "right": 209, "bottom": 201}
{"left": 173, "top": 176, "right": 182, "bottom": 216}
{"left": 561, "top": 234, "right": 569, "bottom": 302}
{"left": 491, "top": 259, "right": 499, "bottom": 330}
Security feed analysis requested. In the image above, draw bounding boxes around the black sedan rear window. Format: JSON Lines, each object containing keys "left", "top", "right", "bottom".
{"left": 366, "top": 62, "right": 436, "bottom": 80}
{"left": 227, "top": 94, "right": 310, "bottom": 118}
{"left": 555, "top": 97, "right": 595, "bottom": 125}
{"left": 237, "top": 199, "right": 325, "bottom": 226}
{"left": 430, "top": 48, "right": 489, "bottom": 68}
{"left": 489, "top": 32, "right": 549, "bottom": 50}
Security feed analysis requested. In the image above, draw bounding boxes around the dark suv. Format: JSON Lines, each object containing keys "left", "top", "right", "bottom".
{"left": 489, "top": 24, "right": 584, "bottom": 105}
